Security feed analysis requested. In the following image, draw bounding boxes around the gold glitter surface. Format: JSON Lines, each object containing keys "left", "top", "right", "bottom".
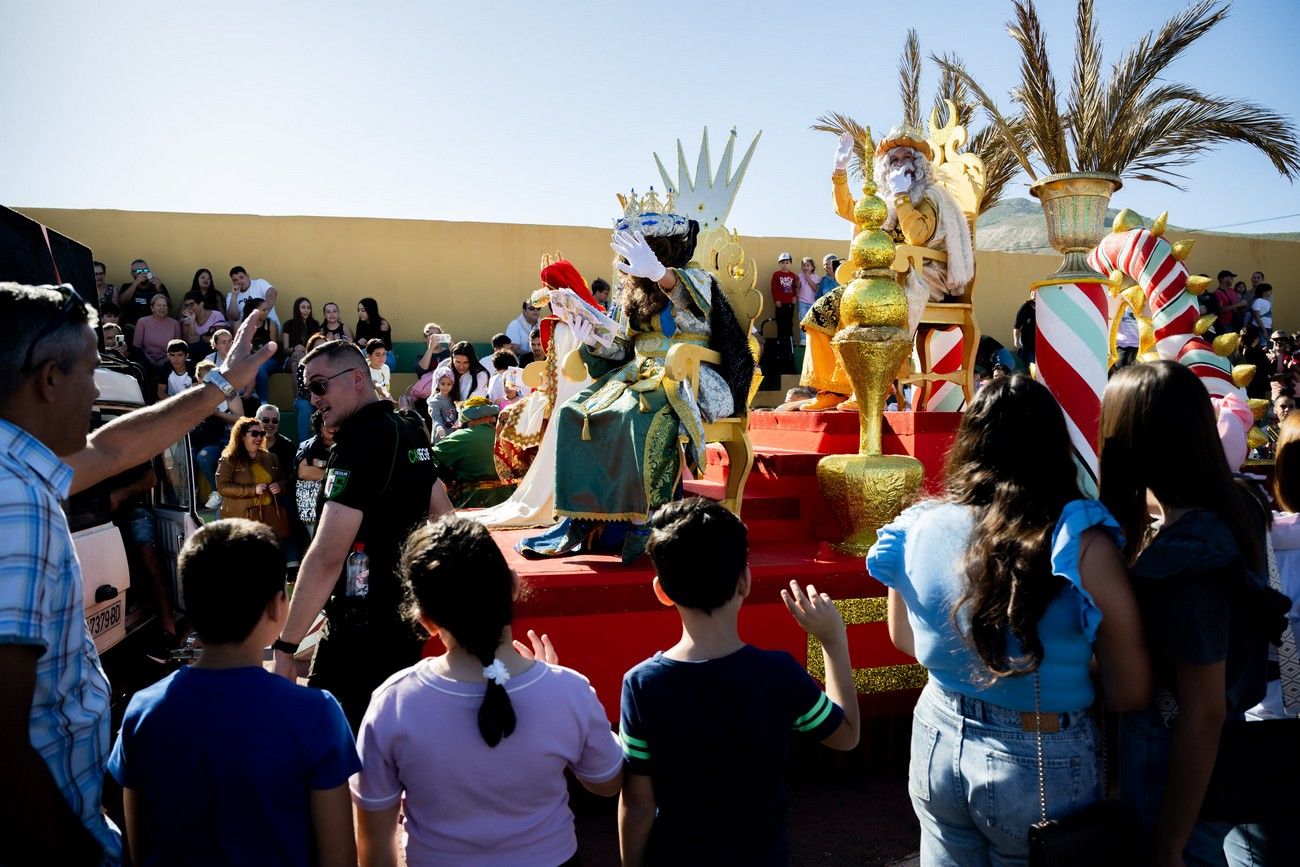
{"left": 839, "top": 276, "right": 909, "bottom": 330}
{"left": 804, "top": 598, "right": 929, "bottom": 694}
{"left": 817, "top": 453, "right": 924, "bottom": 556}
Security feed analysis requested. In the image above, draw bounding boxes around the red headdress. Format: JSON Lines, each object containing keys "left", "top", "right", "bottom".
{"left": 537, "top": 254, "right": 603, "bottom": 350}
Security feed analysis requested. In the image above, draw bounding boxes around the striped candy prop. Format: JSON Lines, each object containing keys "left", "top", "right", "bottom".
{"left": 917, "top": 326, "right": 966, "bottom": 411}
{"left": 1087, "top": 210, "right": 1264, "bottom": 445}
{"left": 1035, "top": 280, "right": 1111, "bottom": 495}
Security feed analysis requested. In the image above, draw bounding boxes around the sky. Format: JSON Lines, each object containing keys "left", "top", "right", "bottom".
{"left": 2, "top": 0, "right": 1297, "bottom": 239}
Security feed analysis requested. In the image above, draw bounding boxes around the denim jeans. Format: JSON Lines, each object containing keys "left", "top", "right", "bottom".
{"left": 294, "top": 397, "right": 314, "bottom": 442}
{"left": 194, "top": 444, "right": 221, "bottom": 492}
{"left": 1119, "top": 708, "right": 1234, "bottom": 866}
{"left": 254, "top": 353, "right": 279, "bottom": 402}
{"left": 908, "top": 680, "right": 1101, "bottom": 867}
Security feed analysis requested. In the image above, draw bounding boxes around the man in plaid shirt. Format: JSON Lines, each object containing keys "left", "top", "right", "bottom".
{"left": 0, "top": 282, "right": 276, "bottom": 864}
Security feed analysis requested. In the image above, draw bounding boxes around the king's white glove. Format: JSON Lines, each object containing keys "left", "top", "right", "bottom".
{"left": 611, "top": 230, "right": 667, "bottom": 283}
{"left": 887, "top": 166, "right": 914, "bottom": 199}
{"left": 833, "top": 132, "right": 854, "bottom": 172}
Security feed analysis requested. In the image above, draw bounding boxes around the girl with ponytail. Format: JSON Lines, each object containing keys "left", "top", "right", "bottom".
{"left": 351, "top": 516, "right": 622, "bottom": 866}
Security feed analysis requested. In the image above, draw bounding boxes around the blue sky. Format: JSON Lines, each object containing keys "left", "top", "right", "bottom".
{"left": 2, "top": 0, "right": 1296, "bottom": 238}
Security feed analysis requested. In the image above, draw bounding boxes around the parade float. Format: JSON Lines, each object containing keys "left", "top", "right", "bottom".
{"left": 486, "top": 1, "right": 1300, "bottom": 752}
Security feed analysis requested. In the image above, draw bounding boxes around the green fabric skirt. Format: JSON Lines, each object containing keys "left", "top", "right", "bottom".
{"left": 553, "top": 356, "right": 682, "bottom": 522}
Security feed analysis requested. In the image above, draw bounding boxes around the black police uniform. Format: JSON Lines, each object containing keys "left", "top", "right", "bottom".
{"left": 308, "top": 399, "right": 435, "bottom": 729}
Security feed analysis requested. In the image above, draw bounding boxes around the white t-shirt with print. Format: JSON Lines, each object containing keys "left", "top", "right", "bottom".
{"left": 230, "top": 278, "right": 280, "bottom": 326}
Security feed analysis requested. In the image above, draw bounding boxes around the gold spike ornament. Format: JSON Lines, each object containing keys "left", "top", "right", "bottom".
{"left": 1151, "top": 211, "right": 1168, "bottom": 237}
{"left": 1171, "top": 239, "right": 1195, "bottom": 262}
{"left": 1232, "top": 364, "right": 1256, "bottom": 389}
{"left": 1111, "top": 208, "right": 1144, "bottom": 234}
{"left": 1248, "top": 398, "right": 1270, "bottom": 421}
{"left": 1213, "top": 333, "right": 1240, "bottom": 356}
{"left": 1186, "top": 275, "right": 1213, "bottom": 295}
{"left": 1194, "top": 314, "right": 1217, "bottom": 335}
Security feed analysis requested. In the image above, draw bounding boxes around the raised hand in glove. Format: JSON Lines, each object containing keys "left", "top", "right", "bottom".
{"left": 833, "top": 131, "right": 854, "bottom": 172}
{"left": 887, "top": 166, "right": 915, "bottom": 199}
{"left": 611, "top": 230, "right": 667, "bottom": 283}
{"left": 568, "top": 317, "right": 595, "bottom": 348}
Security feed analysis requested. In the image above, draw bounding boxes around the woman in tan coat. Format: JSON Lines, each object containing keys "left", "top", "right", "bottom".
{"left": 215, "top": 417, "right": 283, "bottom": 526}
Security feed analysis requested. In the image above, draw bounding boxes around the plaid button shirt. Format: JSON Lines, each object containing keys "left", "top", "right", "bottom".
{"left": 0, "top": 419, "right": 121, "bottom": 862}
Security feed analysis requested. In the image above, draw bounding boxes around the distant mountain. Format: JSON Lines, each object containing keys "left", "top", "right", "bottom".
{"left": 974, "top": 198, "right": 1299, "bottom": 252}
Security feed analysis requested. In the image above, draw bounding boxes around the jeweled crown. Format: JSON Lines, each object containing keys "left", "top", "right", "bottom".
{"left": 614, "top": 186, "right": 690, "bottom": 237}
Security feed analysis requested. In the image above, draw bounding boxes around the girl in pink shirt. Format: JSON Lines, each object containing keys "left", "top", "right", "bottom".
{"left": 351, "top": 517, "right": 623, "bottom": 867}
{"left": 796, "top": 257, "right": 820, "bottom": 346}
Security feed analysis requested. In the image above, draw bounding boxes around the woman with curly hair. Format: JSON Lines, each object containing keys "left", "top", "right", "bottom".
{"left": 215, "top": 416, "right": 283, "bottom": 528}
{"left": 868, "top": 374, "right": 1149, "bottom": 864}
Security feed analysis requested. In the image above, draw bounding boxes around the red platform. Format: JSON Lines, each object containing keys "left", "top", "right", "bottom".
{"left": 488, "top": 410, "right": 963, "bottom": 737}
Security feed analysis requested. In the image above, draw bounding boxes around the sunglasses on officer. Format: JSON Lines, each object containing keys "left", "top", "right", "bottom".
{"left": 306, "top": 368, "right": 355, "bottom": 397}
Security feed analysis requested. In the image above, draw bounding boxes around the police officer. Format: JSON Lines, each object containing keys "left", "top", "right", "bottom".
{"left": 271, "top": 340, "right": 435, "bottom": 728}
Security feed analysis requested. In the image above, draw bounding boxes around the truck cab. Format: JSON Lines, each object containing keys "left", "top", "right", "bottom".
{"left": 67, "top": 363, "right": 201, "bottom": 674}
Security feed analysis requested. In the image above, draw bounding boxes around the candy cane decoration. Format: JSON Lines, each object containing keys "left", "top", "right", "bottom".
{"left": 1087, "top": 210, "right": 1264, "bottom": 445}
{"left": 1034, "top": 279, "right": 1111, "bottom": 495}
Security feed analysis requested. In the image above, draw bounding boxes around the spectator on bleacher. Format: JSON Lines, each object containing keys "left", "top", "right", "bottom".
{"left": 133, "top": 292, "right": 182, "bottom": 368}
{"left": 1252, "top": 270, "right": 1266, "bottom": 290}
{"left": 160, "top": 339, "right": 194, "bottom": 400}
{"left": 428, "top": 367, "right": 458, "bottom": 440}
{"left": 817, "top": 254, "right": 839, "bottom": 300}
{"left": 190, "top": 268, "right": 225, "bottom": 318}
{"left": 488, "top": 349, "right": 529, "bottom": 408}
{"left": 365, "top": 339, "right": 392, "bottom": 400}
{"left": 591, "top": 277, "right": 612, "bottom": 309}
{"left": 99, "top": 301, "right": 121, "bottom": 327}
{"left": 505, "top": 300, "right": 541, "bottom": 356}
{"left": 227, "top": 266, "right": 279, "bottom": 326}
{"left": 180, "top": 290, "right": 227, "bottom": 361}
{"left": 445, "top": 340, "right": 491, "bottom": 402}
{"left": 354, "top": 297, "right": 392, "bottom": 351}
{"left": 294, "top": 411, "right": 337, "bottom": 538}
{"left": 414, "top": 322, "right": 451, "bottom": 376}
{"left": 256, "top": 404, "right": 301, "bottom": 565}
{"left": 118, "top": 258, "right": 170, "bottom": 326}
{"left": 203, "top": 328, "right": 234, "bottom": 368}
{"left": 1250, "top": 283, "right": 1274, "bottom": 331}
{"left": 194, "top": 360, "right": 244, "bottom": 509}
{"left": 101, "top": 320, "right": 155, "bottom": 402}
{"left": 319, "top": 301, "right": 353, "bottom": 342}
{"left": 796, "top": 257, "right": 819, "bottom": 346}
{"left": 517, "top": 326, "right": 544, "bottom": 366}
{"left": 1215, "top": 269, "right": 1246, "bottom": 333}
{"left": 281, "top": 296, "right": 319, "bottom": 373}
{"left": 215, "top": 417, "right": 283, "bottom": 523}
{"left": 491, "top": 333, "right": 512, "bottom": 352}
{"left": 294, "top": 333, "right": 330, "bottom": 442}
{"left": 244, "top": 297, "right": 282, "bottom": 403}
{"left": 93, "top": 260, "right": 114, "bottom": 308}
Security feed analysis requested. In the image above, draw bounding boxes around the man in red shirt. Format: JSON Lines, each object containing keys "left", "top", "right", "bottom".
{"left": 770, "top": 252, "right": 798, "bottom": 342}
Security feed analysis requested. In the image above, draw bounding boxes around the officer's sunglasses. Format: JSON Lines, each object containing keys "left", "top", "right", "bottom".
{"left": 306, "top": 369, "right": 353, "bottom": 396}
{"left": 22, "top": 284, "right": 90, "bottom": 372}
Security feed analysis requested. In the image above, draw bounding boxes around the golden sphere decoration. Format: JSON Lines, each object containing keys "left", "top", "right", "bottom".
{"left": 840, "top": 276, "right": 908, "bottom": 329}
{"left": 849, "top": 229, "right": 897, "bottom": 271}
{"left": 853, "top": 183, "right": 888, "bottom": 228}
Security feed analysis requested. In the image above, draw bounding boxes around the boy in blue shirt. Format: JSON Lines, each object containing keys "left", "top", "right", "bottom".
{"left": 618, "top": 499, "right": 860, "bottom": 866}
{"left": 108, "top": 519, "right": 359, "bottom": 867}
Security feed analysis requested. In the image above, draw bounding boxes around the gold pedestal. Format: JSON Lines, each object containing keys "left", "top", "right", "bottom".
{"left": 816, "top": 325, "right": 925, "bottom": 557}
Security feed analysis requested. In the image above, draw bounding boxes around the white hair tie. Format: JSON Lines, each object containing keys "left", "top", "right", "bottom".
{"left": 482, "top": 659, "right": 511, "bottom": 686}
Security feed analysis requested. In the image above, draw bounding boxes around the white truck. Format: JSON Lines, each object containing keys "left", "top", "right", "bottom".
{"left": 69, "top": 364, "right": 201, "bottom": 665}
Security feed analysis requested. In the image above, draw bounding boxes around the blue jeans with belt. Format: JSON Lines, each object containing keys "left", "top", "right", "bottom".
{"left": 909, "top": 680, "right": 1101, "bottom": 867}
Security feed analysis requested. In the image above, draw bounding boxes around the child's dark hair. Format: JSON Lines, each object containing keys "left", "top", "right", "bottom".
{"left": 365, "top": 338, "right": 386, "bottom": 357}
{"left": 179, "top": 519, "right": 284, "bottom": 644}
{"left": 490, "top": 332, "right": 512, "bottom": 349}
{"left": 399, "top": 516, "right": 517, "bottom": 747}
{"left": 166, "top": 339, "right": 188, "bottom": 355}
{"left": 492, "top": 349, "right": 518, "bottom": 371}
{"left": 647, "top": 498, "right": 748, "bottom": 613}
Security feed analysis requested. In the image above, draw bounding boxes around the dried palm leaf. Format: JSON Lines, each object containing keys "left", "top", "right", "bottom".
{"left": 931, "top": 51, "right": 974, "bottom": 129}
{"left": 972, "top": 124, "right": 1028, "bottom": 211}
{"left": 898, "top": 29, "right": 922, "bottom": 130}
{"left": 1067, "top": 0, "right": 1104, "bottom": 171}
{"left": 1007, "top": 0, "right": 1070, "bottom": 174}
{"left": 930, "top": 53, "right": 1038, "bottom": 181}
{"left": 811, "top": 112, "right": 875, "bottom": 182}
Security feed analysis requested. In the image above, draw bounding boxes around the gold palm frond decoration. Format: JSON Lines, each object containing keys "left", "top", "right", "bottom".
{"left": 811, "top": 112, "right": 875, "bottom": 182}
{"left": 899, "top": 29, "right": 922, "bottom": 130}
{"left": 934, "top": 0, "right": 1300, "bottom": 188}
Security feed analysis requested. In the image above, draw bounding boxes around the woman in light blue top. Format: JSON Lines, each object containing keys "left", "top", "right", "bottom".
{"left": 867, "top": 373, "right": 1150, "bottom": 867}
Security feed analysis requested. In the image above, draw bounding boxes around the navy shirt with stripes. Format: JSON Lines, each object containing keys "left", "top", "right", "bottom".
{"left": 620, "top": 645, "right": 844, "bottom": 866}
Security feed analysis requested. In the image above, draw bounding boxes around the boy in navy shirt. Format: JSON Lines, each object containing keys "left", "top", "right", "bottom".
{"left": 618, "top": 499, "right": 860, "bottom": 866}
{"left": 108, "top": 519, "right": 359, "bottom": 867}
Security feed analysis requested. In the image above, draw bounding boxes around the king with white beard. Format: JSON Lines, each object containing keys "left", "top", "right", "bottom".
{"left": 797, "top": 125, "right": 975, "bottom": 412}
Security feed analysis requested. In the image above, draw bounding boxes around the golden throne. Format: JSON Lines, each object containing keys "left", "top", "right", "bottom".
{"left": 891, "top": 101, "right": 985, "bottom": 404}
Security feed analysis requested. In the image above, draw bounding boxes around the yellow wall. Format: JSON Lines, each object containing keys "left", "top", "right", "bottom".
{"left": 18, "top": 207, "right": 1300, "bottom": 347}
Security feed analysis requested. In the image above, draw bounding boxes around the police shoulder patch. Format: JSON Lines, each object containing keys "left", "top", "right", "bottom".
{"left": 325, "top": 468, "right": 350, "bottom": 499}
